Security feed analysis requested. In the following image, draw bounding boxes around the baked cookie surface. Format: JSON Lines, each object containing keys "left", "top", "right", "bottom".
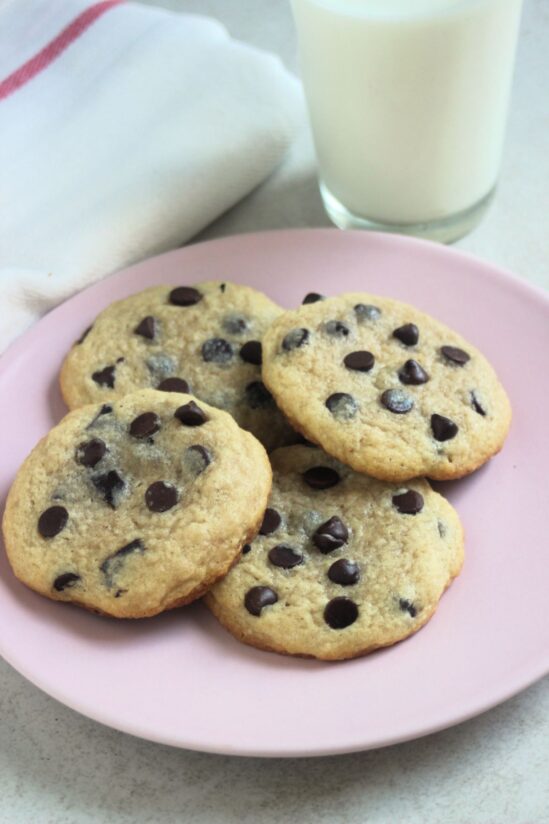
{"left": 60, "top": 281, "right": 296, "bottom": 452}
{"left": 3, "top": 389, "right": 271, "bottom": 618}
{"left": 205, "top": 446, "right": 464, "bottom": 660}
{"left": 261, "top": 292, "right": 511, "bottom": 480}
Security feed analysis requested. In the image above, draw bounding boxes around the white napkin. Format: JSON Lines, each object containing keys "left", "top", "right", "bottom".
{"left": 0, "top": 0, "right": 301, "bottom": 350}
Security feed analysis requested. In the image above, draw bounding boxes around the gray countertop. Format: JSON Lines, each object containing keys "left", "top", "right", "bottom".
{"left": 1, "top": 1, "right": 547, "bottom": 822}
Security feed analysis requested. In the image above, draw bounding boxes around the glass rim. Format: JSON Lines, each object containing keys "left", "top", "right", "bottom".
{"left": 291, "top": 0, "right": 520, "bottom": 24}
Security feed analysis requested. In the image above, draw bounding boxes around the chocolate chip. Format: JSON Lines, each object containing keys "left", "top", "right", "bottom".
{"left": 86, "top": 404, "right": 113, "bottom": 429}
{"left": 100, "top": 539, "right": 145, "bottom": 588}
{"left": 169, "top": 286, "right": 202, "bottom": 306}
{"left": 381, "top": 388, "right": 414, "bottom": 414}
{"left": 219, "top": 283, "right": 226, "bottom": 293}
{"left": 399, "top": 598, "right": 418, "bottom": 617}
{"left": 245, "top": 381, "right": 274, "bottom": 409}
{"left": 92, "top": 470, "right": 125, "bottom": 508}
{"left": 240, "top": 340, "right": 262, "bottom": 365}
{"left": 324, "top": 320, "right": 350, "bottom": 337}
{"left": 175, "top": 401, "right": 208, "bottom": 426}
{"left": 186, "top": 444, "right": 212, "bottom": 474}
{"left": 76, "top": 438, "right": 107, "bottom": 468}
{"left": 245, "top": 586, "right": 278, "bottom": 616}
{"left": 259, "top": 508, "right": 282, "bottom": 535}
{"left": 328, "top": 559, "right": 360, "bottom": 585}
{"left": 303, "top": 467, "right": 341, "bottom": 489}
{"left": 354, "top": 304, "right": 381, "bottom": 321}
{"left": 431, "top": 413, "right": 458, "bottom": 441}
{"left": 76, "top": 325, "right": 92, "bottom": 344}
{"left": 282, "top": 328, "right": 309, "bottom": 351}
{"left": 53, "top": 572, "right": 80, "bottom": 592}
{"left": 344, "top": 351, "right": 374, "bottom": 372}
{"left": 398, "top": 359, "right": 429, "bottom": 385}
{"left": 393, "top": 323, "right": 419, "bottom": 346}
{"left": 145, "top": 481, "right": 178, "bottom": 512}
{"left": 242, "top": 544, "right": 252, "bottom": 554}
{"left": 157, "top": 377, "right": 190, "bottom": 393}
{"left": 471, "top": 391, "right": 487, "bottom": 416}
{"left": 325, "top": 393, "right": 358, "bottom": 420}
{"left": 438, "top": 520, "right": 447, "bottom": 538}
{"left": 313, "top": 516, "right": 349, "bottom": 553}
{"left": 201, "top": 338, "right": 234, "bottom": 363}
{"left": 129, "top": 412, "right": 160, "bottom": 439}
{"left": 134, "top": 316, "right": 156, "bottom": 340}
{"left": 268, "top": 544, "right": 303, "bottom": 569}
{"left": 109, "top": 538, "right": 145, "bottom": 558}
{"left": 441, "top": 345, "right": 470, "bottom": 365}
{"left": 324, "top": 597, "right": 358, "bottom": 629}
{"left": 392, "top": 490, "right": 424, "bottom": 514}
{"left": 302, "top": 292, "right": 325, "bottom": 304}
{"left": 92, "top": 365, "right": 116, "bottom": 388}
{"left": 222, "top": 314, "right": 248, "bottom": 334}
{"left": 38, "top": 506, "right": 68, "bottom": 538}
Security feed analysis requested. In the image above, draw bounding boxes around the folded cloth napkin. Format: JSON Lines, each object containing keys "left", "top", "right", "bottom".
{"left": 0, "top": 0, "right": 302, "bottom": 350}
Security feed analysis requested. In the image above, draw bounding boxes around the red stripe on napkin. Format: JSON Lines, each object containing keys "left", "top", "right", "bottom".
{"left": 0, "top": 0, "right": 124, "bottom": 101}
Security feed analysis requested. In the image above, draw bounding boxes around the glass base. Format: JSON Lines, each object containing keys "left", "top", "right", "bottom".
{"left": 319, "top": 182, "right": 496, "bottom": 244}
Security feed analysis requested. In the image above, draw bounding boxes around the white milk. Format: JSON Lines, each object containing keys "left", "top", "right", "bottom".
{"left": 292, "top": 0, "right": 523, "bottom": 231}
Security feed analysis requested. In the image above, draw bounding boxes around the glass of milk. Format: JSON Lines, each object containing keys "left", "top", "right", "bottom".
{"left": 291, "top": 0, "right": 523, "bottom": 242}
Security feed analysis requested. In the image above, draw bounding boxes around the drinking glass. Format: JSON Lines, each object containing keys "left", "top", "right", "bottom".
{"left": 291, "top": 0, "right": 523, "bottom": 242}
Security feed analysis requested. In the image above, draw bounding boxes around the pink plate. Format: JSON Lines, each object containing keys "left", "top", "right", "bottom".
{"left": 0, "top": 230, "right": 548, "bottom": 757}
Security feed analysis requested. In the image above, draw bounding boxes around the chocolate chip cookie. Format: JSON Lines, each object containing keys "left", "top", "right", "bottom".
{"left": 205, "top": 446, "right": 464, "bottom": 660}
{"left": 2, "top": 389, "right": 271, "bottom": 618}
{"left": 261, "top": 292, "right": 511, "bottom": 481}
{"left": 60, "top": 281, "right": 296, "bottom": 452}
